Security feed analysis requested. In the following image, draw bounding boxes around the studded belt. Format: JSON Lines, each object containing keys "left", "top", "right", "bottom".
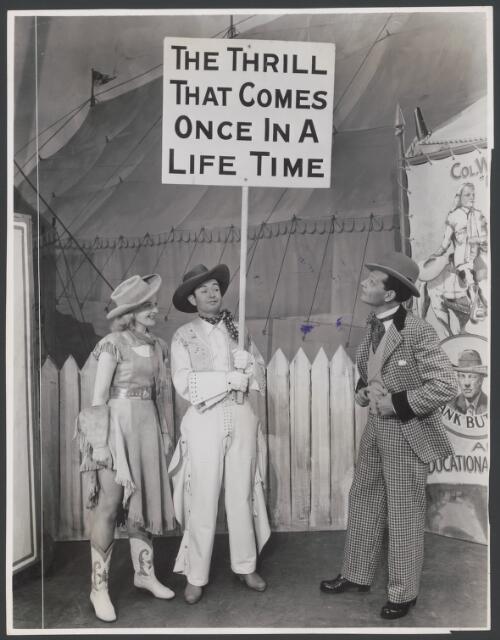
{"left": 109, "top": 385, "right": 155, "bottom": 400}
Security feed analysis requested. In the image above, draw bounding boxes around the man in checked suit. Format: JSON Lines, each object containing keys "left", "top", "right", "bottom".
{"left": 320, "top": 252, "right": 457, "bottom": 620}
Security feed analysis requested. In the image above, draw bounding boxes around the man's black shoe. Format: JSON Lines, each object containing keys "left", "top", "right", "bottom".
{"left": 380, "top": 597, "right": 417, "bottom": 620}
{"left": 320, "top": 574, "right": 370, "bottom": 594}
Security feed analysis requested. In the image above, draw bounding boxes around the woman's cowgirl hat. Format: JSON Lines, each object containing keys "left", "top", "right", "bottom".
{"left": 106, "top": 274, "right": 162, "bottom": 319}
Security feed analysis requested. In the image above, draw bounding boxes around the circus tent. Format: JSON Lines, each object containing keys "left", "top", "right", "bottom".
{"left": 13, "top": 10, "right": 489, "bottom": 365}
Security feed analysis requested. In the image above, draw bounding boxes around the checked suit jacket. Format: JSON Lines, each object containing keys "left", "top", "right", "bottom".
{"left": 356, "top": 305, "right": 457, "bottom": 463}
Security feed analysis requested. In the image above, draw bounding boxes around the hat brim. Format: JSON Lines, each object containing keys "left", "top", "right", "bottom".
{"left": 453, "top": 366, "right": 488, "bottom": 376}
{"left": 418, "top": 255, "right": 450, "bottom": 282}
{"left": 365, "top": 261, "right": 420, "bottom": 297}
{"left": 106, "top": 274, "right": 162, "bottom": 319}
{"left": 173, "top": 264, "right": 230, "bottom": 313}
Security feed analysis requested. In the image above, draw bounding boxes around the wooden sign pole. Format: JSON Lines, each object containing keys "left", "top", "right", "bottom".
{"left": 236, "top": 185, "right": 249, "bottom": 404}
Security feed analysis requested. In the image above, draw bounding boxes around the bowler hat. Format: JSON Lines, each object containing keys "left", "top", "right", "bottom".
{"left": 365, "top": 252, "right": 420, "bottom": 297}
{"left": 106, "top": 274, "right": 161, "bottom": 319}
{"left": 453, "top": 349, "right": 487, "bottom": 375}
{"left": 172, "top": 264, "right": 230, "bottom": 313}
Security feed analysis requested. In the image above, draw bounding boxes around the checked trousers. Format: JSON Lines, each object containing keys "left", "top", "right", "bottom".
{"left": 341, "top": 414, "right": 429, "bottom": 603}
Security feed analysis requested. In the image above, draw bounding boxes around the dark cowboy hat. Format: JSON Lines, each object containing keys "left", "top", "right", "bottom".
{"left": 172, "top": 264, "right": 230, "bottom": 313}
{"left": 106, "top": 274, "right": 161, "bottom": 319}
{"left": 365, "top": 251, "right": 420, "bottom": 297}
{"left": 453, "top": 349, "right": 488, "bottom": 376}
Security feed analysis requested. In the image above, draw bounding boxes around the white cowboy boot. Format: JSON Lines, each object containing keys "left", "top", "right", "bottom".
{"left": 90, "top": 542, "right": 116, "bottom": 622}
{"left": 130, "top": 536, "right": 175, "bottom": 599}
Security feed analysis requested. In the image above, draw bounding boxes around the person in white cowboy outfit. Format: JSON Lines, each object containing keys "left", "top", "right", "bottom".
{"left": 320, "top": 252, "right": 457, "bottom": 620}
{"left": 168, "top": 264, "right": 270, "bottom": 604}
{"left": 76, "top": 274, "right": 176, "bottom": 622}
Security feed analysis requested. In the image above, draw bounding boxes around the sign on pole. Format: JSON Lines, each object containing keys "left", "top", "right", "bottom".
{"left": 162, "top": 37, "right": 335, "bottom": 188}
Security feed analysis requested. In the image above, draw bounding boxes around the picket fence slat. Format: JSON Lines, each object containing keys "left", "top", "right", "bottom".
{"left": 44, "top": 343, "right": 359, "bottom": 541}
{"left": 59, "top": 356, "right": 82, "bottom": 540}
{"left": 41, "top": 358, "right": 60, "bottom": 540}
{"left": 80, "top": 354, "right": 98, "bottom": 538}
{"left": 310, "top": 348, "right": 331, "bottom": 528}
{"left": 290, "top": 348, "right": 311, "bottom": 527}
{"left": 267, "top": 349, "right": 291, "bottom": 530}
{"left": 330, "top": 347, "right": 355, "bottom": 530}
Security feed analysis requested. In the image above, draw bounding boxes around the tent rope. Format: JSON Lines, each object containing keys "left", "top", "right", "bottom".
{"left": 16, "top": 101, "right": 89, "bottom": 173}
{"left": 15, "top": 99, "right": 89, "bottom": 158}
{"left": 14, "top": 160, "right": 114, "bottom": 290}
{"left": 301, "top": 214, "right": 336, "bottom": 340}
{"left": 164, "top": 235, "right": 201, "bottom": 320}
{"left": 232, "top": 220, "right": 269, "bottom": 316}
{"left": 218, "top": 225, "right": 235, "bottom": 263}
{"left": 79, "top": 245, "right": 118, "bottom": 308}
{"left": 229, "top": 188, "right": 288, "bottom": 292}
{"left": 53, "top": 261, "right": 92, "bottom": 348}
{"left": 345, "top": 213, "right": 374, "bottom": 349}
{"left": 64, "top": 113, "right": 163, "bottom": 234}
{"left": 262, "top": 215, "right": 298, "bottom": 335}
{"left": 54, "top": 232, "right": 95, "bottom": 352}
{"left": 332, "top": 14, "right": 393, "bottom": 124}
{"left": 151, "top": 227, "right": 175, "bottom": 272}
{"left": 55, "top": 253, "right": 87, "bottom": 305}
{"left": 121, "top": 243, "right": 143, "bottom": 280}
{"left": 395, "top": 177, "right": 411, "bottom": 195}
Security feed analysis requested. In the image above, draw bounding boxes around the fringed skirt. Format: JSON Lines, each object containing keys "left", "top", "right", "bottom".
{"left": 80, "top": 398, "right": 175, "bottom": 535}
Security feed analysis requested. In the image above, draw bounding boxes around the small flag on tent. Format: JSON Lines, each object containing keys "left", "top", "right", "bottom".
{"left": 92, "top": 69, "right": 116, "bottom": 86}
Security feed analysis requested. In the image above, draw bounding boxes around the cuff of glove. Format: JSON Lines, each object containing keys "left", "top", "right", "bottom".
{"left": 391, "top": 391, "right": 416, "bottom": 421}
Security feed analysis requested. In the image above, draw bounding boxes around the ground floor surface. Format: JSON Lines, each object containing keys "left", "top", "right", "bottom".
{"left": 12, "top": 530, "right": 488, "bottom": 631}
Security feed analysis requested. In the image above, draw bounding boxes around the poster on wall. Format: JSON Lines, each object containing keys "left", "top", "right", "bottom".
{"left": 427, "top": 334, "right": 488, "bottom": 486}
{"left": 407, "top": 149, "right": 489, "bottom": 340}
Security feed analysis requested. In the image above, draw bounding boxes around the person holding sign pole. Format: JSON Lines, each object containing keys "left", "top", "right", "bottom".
{"left": 320, "top": 252, "right": 457, "bottom": 620}
{"left": 168, "top": 264, "right": 270, "bottom": 604}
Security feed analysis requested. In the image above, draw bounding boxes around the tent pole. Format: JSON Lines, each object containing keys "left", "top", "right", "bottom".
{"left": 236, "top": 185, "right": 249, "bottom": 404}
{"left": 395, "top": 103, "right": 410, "bottom": 256}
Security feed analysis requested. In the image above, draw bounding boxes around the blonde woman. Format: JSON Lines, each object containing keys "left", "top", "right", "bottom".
{"left": 77, "top": 274, "right": 176, "bottom": 622}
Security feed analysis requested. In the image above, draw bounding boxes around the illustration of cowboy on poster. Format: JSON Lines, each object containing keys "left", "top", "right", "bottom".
{"left": 407, "top": 151, "right": 489, "bottom": 339}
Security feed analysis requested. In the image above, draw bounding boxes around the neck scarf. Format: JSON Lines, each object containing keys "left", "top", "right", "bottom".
{"left": 128, "top": 327, "right": 157, "bottom": 346}
{"left": 199, "top": 308, "right": 239, "bottom": 343}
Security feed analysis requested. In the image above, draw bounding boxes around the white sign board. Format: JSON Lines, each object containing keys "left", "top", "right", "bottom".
{"left": 162, "top": 37, "right": 335, "bottom": 187}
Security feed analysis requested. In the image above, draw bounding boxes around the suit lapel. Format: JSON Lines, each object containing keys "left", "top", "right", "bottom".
{"left": 356, "top": 331, "right": 371, "bottom": 382}
{"left": 381, "top": 305, "right": 407, "bottom": 366}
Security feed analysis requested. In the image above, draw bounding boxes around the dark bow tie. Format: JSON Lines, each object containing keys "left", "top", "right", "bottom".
{"left": 367, "top": 310, "right": 398, "bottom": 352}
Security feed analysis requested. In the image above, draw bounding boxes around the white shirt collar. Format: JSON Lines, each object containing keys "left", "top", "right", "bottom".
{"left": 376, "top": 305, "right": 400, "bottom": 320}
{"left": 198, "top": 316, "right": 224, "bottom": 336}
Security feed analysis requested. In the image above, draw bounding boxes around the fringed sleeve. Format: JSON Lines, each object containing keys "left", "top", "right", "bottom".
{"left": 92, "top": 336, "right": 123, "bottom": 362}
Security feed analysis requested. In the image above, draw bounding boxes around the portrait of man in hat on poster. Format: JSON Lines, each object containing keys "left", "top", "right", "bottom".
{"left": 451, "top": 349, "right": 488, "bottom": 416}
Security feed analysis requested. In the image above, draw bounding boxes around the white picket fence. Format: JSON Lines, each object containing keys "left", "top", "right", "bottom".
{"left": 41, "top": 346, "right": 367, "bottom": 541}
